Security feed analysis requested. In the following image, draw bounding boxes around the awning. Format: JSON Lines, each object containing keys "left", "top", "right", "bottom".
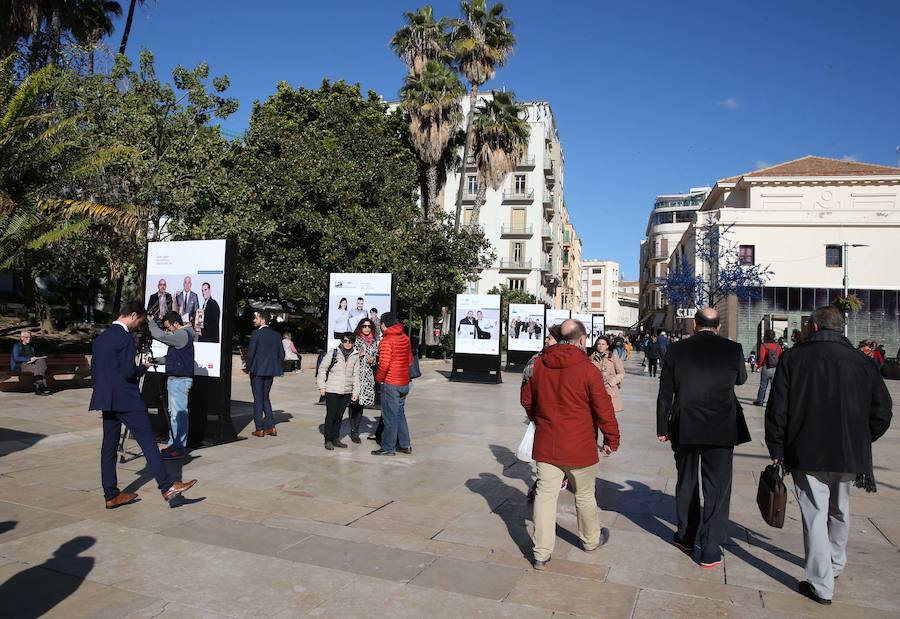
{"left": 652, "top": 312, "right": 666, "bottom": 329}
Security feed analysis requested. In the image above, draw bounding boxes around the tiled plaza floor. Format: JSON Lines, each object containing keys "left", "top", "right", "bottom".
{"left": 1, "top": 355, "right": 899, "bottom": 618}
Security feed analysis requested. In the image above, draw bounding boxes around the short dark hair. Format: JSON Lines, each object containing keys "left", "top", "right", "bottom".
{"left": 370, "top": 307, "right": 378, "bottom": 314}
{"left": 118, "top": 300, "right": 146, "bottom": 318}
{"left": 561, "top": 319, "right": 587, "bottom": 342}
{"left": 256, "top": 310, "right": 271, "bottom": 324}
{"left": 810, "top": 306, "right": 844, "bottom": 332}
{"left": 163, "top": 311, "right": 183, "bottom": 326}
{"left": 202, "top": 282, "right": 211, "bottom": 289}
{"left": 694, "top": 311, "right": 720, "bottom": 329}
{"left": 381, "top": 311, "right": 399, "bottom": 327}
{"left": 764, "top": 329, "right": 776, "bottom": 341}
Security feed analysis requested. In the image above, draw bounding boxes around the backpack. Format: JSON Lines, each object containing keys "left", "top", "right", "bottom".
{"left": 315, "top": 349, "right": 339, "bottom": 380}
{"left": 764, "top": 344, "right": 779, "bottom": 369}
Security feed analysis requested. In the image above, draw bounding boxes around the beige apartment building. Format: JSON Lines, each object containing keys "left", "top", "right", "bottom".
{"left": 558, "top": 211, "right": 584, "bottom": 311}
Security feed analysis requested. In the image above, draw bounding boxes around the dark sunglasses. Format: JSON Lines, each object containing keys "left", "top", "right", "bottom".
{"left": 360, "top": 323, "right": 373, "bottom": 329}
{"left": 341, "top": 337, "right": 355, "bottom": 343}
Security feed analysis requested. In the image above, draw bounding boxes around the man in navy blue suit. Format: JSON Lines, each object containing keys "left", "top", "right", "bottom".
{"left": 246, "top": 310, "right": 284, "bottom": 437}
{"left": 90, "top": 301, "right": 197, "bottom": 509}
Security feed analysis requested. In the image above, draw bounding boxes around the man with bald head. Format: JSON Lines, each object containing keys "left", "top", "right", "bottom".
{"left": 656, "top": 307, "right": 749, "bottom": 569}
{"left": 146, "top": 279, "right": 172, "bottom": 320}
{"left": 522, "top": 318, "right": 620, "bottom": 570}
{"left": 175, "top": 276, "right": 200, "bottom": 325}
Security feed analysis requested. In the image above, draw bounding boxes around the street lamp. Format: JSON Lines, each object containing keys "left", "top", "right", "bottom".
{"left": 842, "top": 242, "right": 869, "bottom": 337}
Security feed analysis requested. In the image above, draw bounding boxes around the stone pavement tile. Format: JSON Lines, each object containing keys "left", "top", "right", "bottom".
{"left": 605, "top": 567, "right": 763, "bottom": 607}
{"left": 0, "top": 501, "right": 81, "bottom": 544}
{"left": 489, "top": 548, "right": 611, "bottom": 581}
{"left": 277, "top": 534, "right": 436, "bottom": 582}
{"left": 160, "top": 514, "right": 311, "bottom": 557}
{"left": 123, "top": 600, "right": 231, "bottom": 618}
{"left": 301, "top": 575, "right": 553, "bottom": 618}
{"left": 433, "top": 505, "right": 538, "bottom": 555}
{"left": 761, "top": 589, "right": 900, "bottom": 618}
{"left": 349, "top": 511, "right": 443, "bottom": 540}
{"left": 871, "top": 517, "right": 900, "bottom": 546}
{"left": 188, "top": 500, "right": 274, "bottom": 524}
{"left": 631, "top": 589, "right": 807, "bottom": 619}
{"left": 409, "top": 556, "right": 524, "bottom": 600}
{"left": 0, "top": 561, "right": 161, "bottom": 619}
{"left": 116, "top": 546, "right": 356, "bottom": 618}
{"left": 721, "top": 541, "right": 803, "bottom": 594}
{"left": 506, "top": 571, "right": 638, "bottom": 618}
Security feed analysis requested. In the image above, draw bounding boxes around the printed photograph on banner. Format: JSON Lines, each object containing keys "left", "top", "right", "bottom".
{"left": 591, "top": 314, "right": 606, "bottom": 345}
{"left": 326, "top": 273, "right": 393, "bottom": 349}
{"left": 508, "top": 303, "right": 546, "bottom": 352}
{"left": 546, "top": 309, "right": 571, "bottom": 330}
{"left": 145, "top": 239, "right": 227, "bottom": 377}
{"left": 572, "top": 312, "right": 593, "bottom": 338}
{"left": 454, "top": 294, "right": 501, "bottom": 355}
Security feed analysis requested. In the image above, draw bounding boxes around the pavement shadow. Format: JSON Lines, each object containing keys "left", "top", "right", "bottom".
{"left": 230, "top": 402, "right": 293, "bottom": 434}
{"left": 0, "top": 428, "right": 46, "bottom": 457}
{"left": 122, "top": 451, "right": 203, "bottom": 495}
{"left": 0, "top": 536, "right": 95, "bottom": 618}
{"left": 0, "top": 521, "right": 17, "bottom": 536}
{"left": 599, "top": 477, "right": 802, "bottom": 588}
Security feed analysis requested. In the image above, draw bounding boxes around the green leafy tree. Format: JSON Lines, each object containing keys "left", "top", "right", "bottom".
{"left": 468, "top": 90, "right": 528, "bottom": 227}
{"left": 488, "top": 283, "right": 541, "bottom": 327}
{"left": 399, "top": 60, "right": 464, "bottom": 220}
{"left": 450, "top": 0, "right": 515, "bottom": 229}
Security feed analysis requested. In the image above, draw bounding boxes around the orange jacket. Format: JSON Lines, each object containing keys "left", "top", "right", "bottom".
{"left": 521, "top": 344, "right": 620, "bottom": 468}
{"left": 374, "top": 324, "right": 412, "bottom": 386}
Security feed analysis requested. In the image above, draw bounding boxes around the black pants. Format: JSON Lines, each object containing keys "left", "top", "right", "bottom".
{"left": 323, "top": 393, "right": 351, "bottom": 443}
{"left": 648, "top": 358, "right": 659, "bottom": 376}
{"left": 672, "top": 443, "right": 734, "bottom": 553}
{"left": 347, "top": 402, "right": 364, "bottom": 436}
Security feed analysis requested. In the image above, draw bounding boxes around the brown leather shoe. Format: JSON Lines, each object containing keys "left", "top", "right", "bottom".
{"left": 264, "top": 427, "right": 277, "bottom": 436}
{"left": 105, "top": 491, "right": 139, "bottom": 509}
{"left": 162, "top": 479, "right": 197, "bottom": 501}
{"left": 251, "top": 430, "right": 265, "bottom": 437}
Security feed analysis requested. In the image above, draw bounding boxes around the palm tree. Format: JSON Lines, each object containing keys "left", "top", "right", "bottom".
{"left": 389, "top": 5, "right": 452, "bottom": 77}
{"left": 468, "top": 91, "right": 528, "bottom": 227}
{"left": 400, "top": 60, "right": 464, "bottom": 221}
{"left": 74, "top": 1, "right": 122, "bottom": 73}
{"left": 450, "top": 0, "right": 515, "bottom": 229}
{"left": 119, "top": 0, "right": 148, "bottom": 54}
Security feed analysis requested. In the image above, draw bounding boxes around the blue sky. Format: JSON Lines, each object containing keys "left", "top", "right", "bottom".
{"left": 110, "top": 0, "right": 900, "bottom": 278}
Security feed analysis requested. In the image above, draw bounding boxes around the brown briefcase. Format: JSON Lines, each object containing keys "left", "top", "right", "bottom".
{"left": 757, "top": 463, "right": 788, "bottom": 528}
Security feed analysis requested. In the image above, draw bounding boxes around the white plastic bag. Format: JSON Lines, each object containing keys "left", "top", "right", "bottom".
{"left": 516, "top": 421, "right": 536, "bottom": 463}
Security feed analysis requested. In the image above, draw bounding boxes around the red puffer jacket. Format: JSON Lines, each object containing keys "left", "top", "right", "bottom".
{"left": 521, "top": 344, "right": 620, "bottom": 468}
{"left": 375, "top": 324, "right": 412, "bottom": 386}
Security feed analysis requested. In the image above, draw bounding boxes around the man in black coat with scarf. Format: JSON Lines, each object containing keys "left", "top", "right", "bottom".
{"left": 656, "top": 307, "right": 749, "bottom": 570}
{"left": 765, "top": 305, "right": 892, "bottom": 605}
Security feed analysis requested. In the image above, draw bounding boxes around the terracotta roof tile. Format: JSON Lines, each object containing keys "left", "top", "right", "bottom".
{"left": 719, "top": 156, "right": 900, "bottom": 183}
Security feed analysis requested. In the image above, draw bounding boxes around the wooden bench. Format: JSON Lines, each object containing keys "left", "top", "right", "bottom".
{"left": 0, "top": 353, "right": 92, "bottom": 392}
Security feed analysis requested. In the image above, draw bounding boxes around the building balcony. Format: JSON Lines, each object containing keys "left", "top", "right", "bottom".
{"left": 543, "top": 189, "right": 553, "bottom": 205}
{"left": 462, "top": 191, "right": 478, "bottom": 203}
{"left": 500, "top": 258, "right": 532, "bottom": 270}
{"left": 543, "top": 158, "right": 555, "bottom": 177}
{"left": 500, "top": 223, "right": 533, "bottom": 237}
{"left": 502, "top": 188, "right": 534, "bottom": 203}
{"left": 516, "top": 155, "right": 536, "bottom": 169}
{"left": 541, "top": 222, "right": 552, "bottom": 240}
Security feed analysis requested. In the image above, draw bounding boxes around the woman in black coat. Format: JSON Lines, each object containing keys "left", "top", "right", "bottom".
{"left": 645, "top": 335, "right": 662, "bottom": 377}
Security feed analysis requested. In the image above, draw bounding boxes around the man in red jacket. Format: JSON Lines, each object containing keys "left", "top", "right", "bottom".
{"left": 521, "top": 319, "right": 620, "bottom": 570}
{"left": 372, "top": 312, "right": 413, "bottom": 456}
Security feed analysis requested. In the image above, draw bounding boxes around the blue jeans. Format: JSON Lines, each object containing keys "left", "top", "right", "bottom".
{"left": 380, "top": 383, "right": 411, "bottom": 453}
{"left": 166, "top": 376, "right": 192, "bottom": 449}
{"left": 756, "top": 367, "right": 776, "bottom": 403}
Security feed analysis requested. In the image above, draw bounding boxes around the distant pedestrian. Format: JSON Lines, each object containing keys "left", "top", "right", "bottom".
{"left": 766, "top": 306, "right": 892, "bottom": 605}
{"left": 613, "top": 334, "right": 626, "bottom": 360}
{"left": 317, "top": 332, "right": 360, "bottom": 450}
{"left": 753, "top": 330, "right": 782, "bottom": 406}
{"left": 522, "top": 319, "right": 620, "bottom": 570}
{"left": 349, "top": 318, "right": 379, "bottom": 443}
{"left": 246, "top": 311, "right": 284, "bottom": 438}
{"left": 591, "top": 335, "right": 625, "bottom": 413}
{"left": 657, "top": 331, "right": 669, "bottom": 358}
{"left": 656, "top": 308, "right": 748, "bottom": 569}
{"left": 371, "top": 312, "right": 413, "bottom": 456}
{"left": 11, "top": 331, "right": 51, "bottom": 396}
{"left": 282, "top": 331, "right": 301, "bottom": 372}
{"left": 624, "top": 339, "right": 633, "bottom": 359}
{"left": 747, "top": 352, "right": 757, "bottom": 373}
{"left": 645, "top": 335, "right": 661, "bottom": 377}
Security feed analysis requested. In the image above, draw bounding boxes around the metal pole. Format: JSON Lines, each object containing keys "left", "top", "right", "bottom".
{"left": 843, "top": 242, "right": 849, "bottom": 337}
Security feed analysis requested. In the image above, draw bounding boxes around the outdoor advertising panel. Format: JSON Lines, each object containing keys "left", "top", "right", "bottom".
{"left": 591, "top": 314, "right": 606, "bottom": 344}
{"left": 326, "top": 273, "right": 393, "bottom": 350}
{"left": 454, "top": 294, "right": 501, "bottom": 355}
{"left": 508, "top": 303, "right": 546, "bottom": 352}
{"left": 572, "top": 312, "right": 593, "bottom": 336}
{"left": 546, "top": 309, "right": 571, "bottom": 330}
{"left": 145, "top": 239, "right": 227, "bottom": 377}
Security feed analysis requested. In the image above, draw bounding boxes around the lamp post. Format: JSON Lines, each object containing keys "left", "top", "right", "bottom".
{"left": 842, "top": 243, "right": 868, "bottom": 337}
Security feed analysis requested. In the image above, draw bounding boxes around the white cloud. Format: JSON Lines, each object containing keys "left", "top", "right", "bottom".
{"left": 715, "top": 97, "right": 741, "bottom": 110}
{"left": 755, "top": 160, "right": 770, "bottom": 170}
{"left": 840, "top": 154, "right": 859, "bottom": 162}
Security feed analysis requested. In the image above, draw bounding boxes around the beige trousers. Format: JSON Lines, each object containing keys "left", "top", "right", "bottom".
{"left": 532, "top": 461, "right": 600, "bottom": 561}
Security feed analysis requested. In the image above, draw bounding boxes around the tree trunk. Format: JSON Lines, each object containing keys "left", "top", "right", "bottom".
{"left": 32, "top": 276, "right": 53, "bottom": 333}
{"left": 469, "top": 182, "right": 487, "bottom": 230}
{"left": 49, "top": 9, "right": 61, "bottom": 65}
{"left": 425, "top": 165, "right": 438, "bottom": 222}
{"left": 119, "top": 0, "right": 137, "bottom": 55}
{"left": 112, "top": 275, "right": 124, "bottom": 317}
{"left": 453, "top": 85, "right": 479, "bottom": 230}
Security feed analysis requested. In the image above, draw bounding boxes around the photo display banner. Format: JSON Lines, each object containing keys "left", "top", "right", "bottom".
{"left": 546, "top": 309, "right": 571, "bottom": 330}
{"left": 326, "top": 273, "right": 393, "bottom": 350}
{"left": 508, "top": 304, "right": 546, "bottom": 352}
{"left": 454, "top": 294, "right": 501, "bottom": 355}
{"left": 591, "top": 314, "right": 606, "bottom": 345}
{"left": 572, "top": 312, "right": 593, "bottom": 336}
{"left": 145, "top": 239, "right": 227, "bottom": 377}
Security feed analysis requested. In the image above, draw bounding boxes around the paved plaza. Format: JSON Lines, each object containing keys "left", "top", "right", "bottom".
{"left": 1, "top": 356, "right": 899, "bottom": 618}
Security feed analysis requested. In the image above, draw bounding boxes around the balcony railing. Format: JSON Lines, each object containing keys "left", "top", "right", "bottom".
{"left": 500, "top": 258, "right": 532, "bottom": 269}
{"left": 516, "top": 155, "right": 536, "bottom": 168}
{"left": 500, "top": 223, "right": 533, "bottom": 236}
{"left": 543, "top": 190, "right": 553, "bottom": 205}
{"left": 462, "top": 190, "right": 477, "bottom": 203}
{"left": 542, "top": 222, "right": 552, "bottom": 239}
{"left": 502, "top": 188, "right": 534, "bottom": 202}
{"left": 544, "top": 159, "right": 555, "bottom": 177}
